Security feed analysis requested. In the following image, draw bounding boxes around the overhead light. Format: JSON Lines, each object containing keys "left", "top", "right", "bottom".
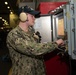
{"left": 10, "top": 10, "right": 11, "bottom": 12}
{"left": 0, "top": 27, "right": 4, "bottom": 29}
{"left": 5, "top": 2, "right": 8, "bottom": 5}
{"left": 4, "top": 20, "right": 6, "bottom": 22}
{"left": 2, "top": 19, "right": 5, "bottom": 21}
{"left": 10, "top": 11, "right": 13, "bottom": 14}
{"left": 7, "top": 6, "right": 10, "bottom": 9}
{"left": 0, "top": 17, "right": 2, "bottom": 19}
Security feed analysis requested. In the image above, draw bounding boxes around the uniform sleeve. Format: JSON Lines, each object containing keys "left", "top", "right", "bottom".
{"left": 7, "top": 32, "right": 58, "bottom": 56}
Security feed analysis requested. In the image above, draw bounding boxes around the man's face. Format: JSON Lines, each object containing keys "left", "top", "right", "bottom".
{"left": 26, "top": 13, "right": 35, "bottom": 26}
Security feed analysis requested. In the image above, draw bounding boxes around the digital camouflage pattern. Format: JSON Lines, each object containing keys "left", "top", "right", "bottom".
{"left": 6, "top": 26, "right": 58, "bottom": 75}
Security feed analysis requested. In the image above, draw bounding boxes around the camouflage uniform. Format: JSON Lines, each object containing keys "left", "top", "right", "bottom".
{"left": 6, "top": 26, "right": 58, "bottom": 75}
